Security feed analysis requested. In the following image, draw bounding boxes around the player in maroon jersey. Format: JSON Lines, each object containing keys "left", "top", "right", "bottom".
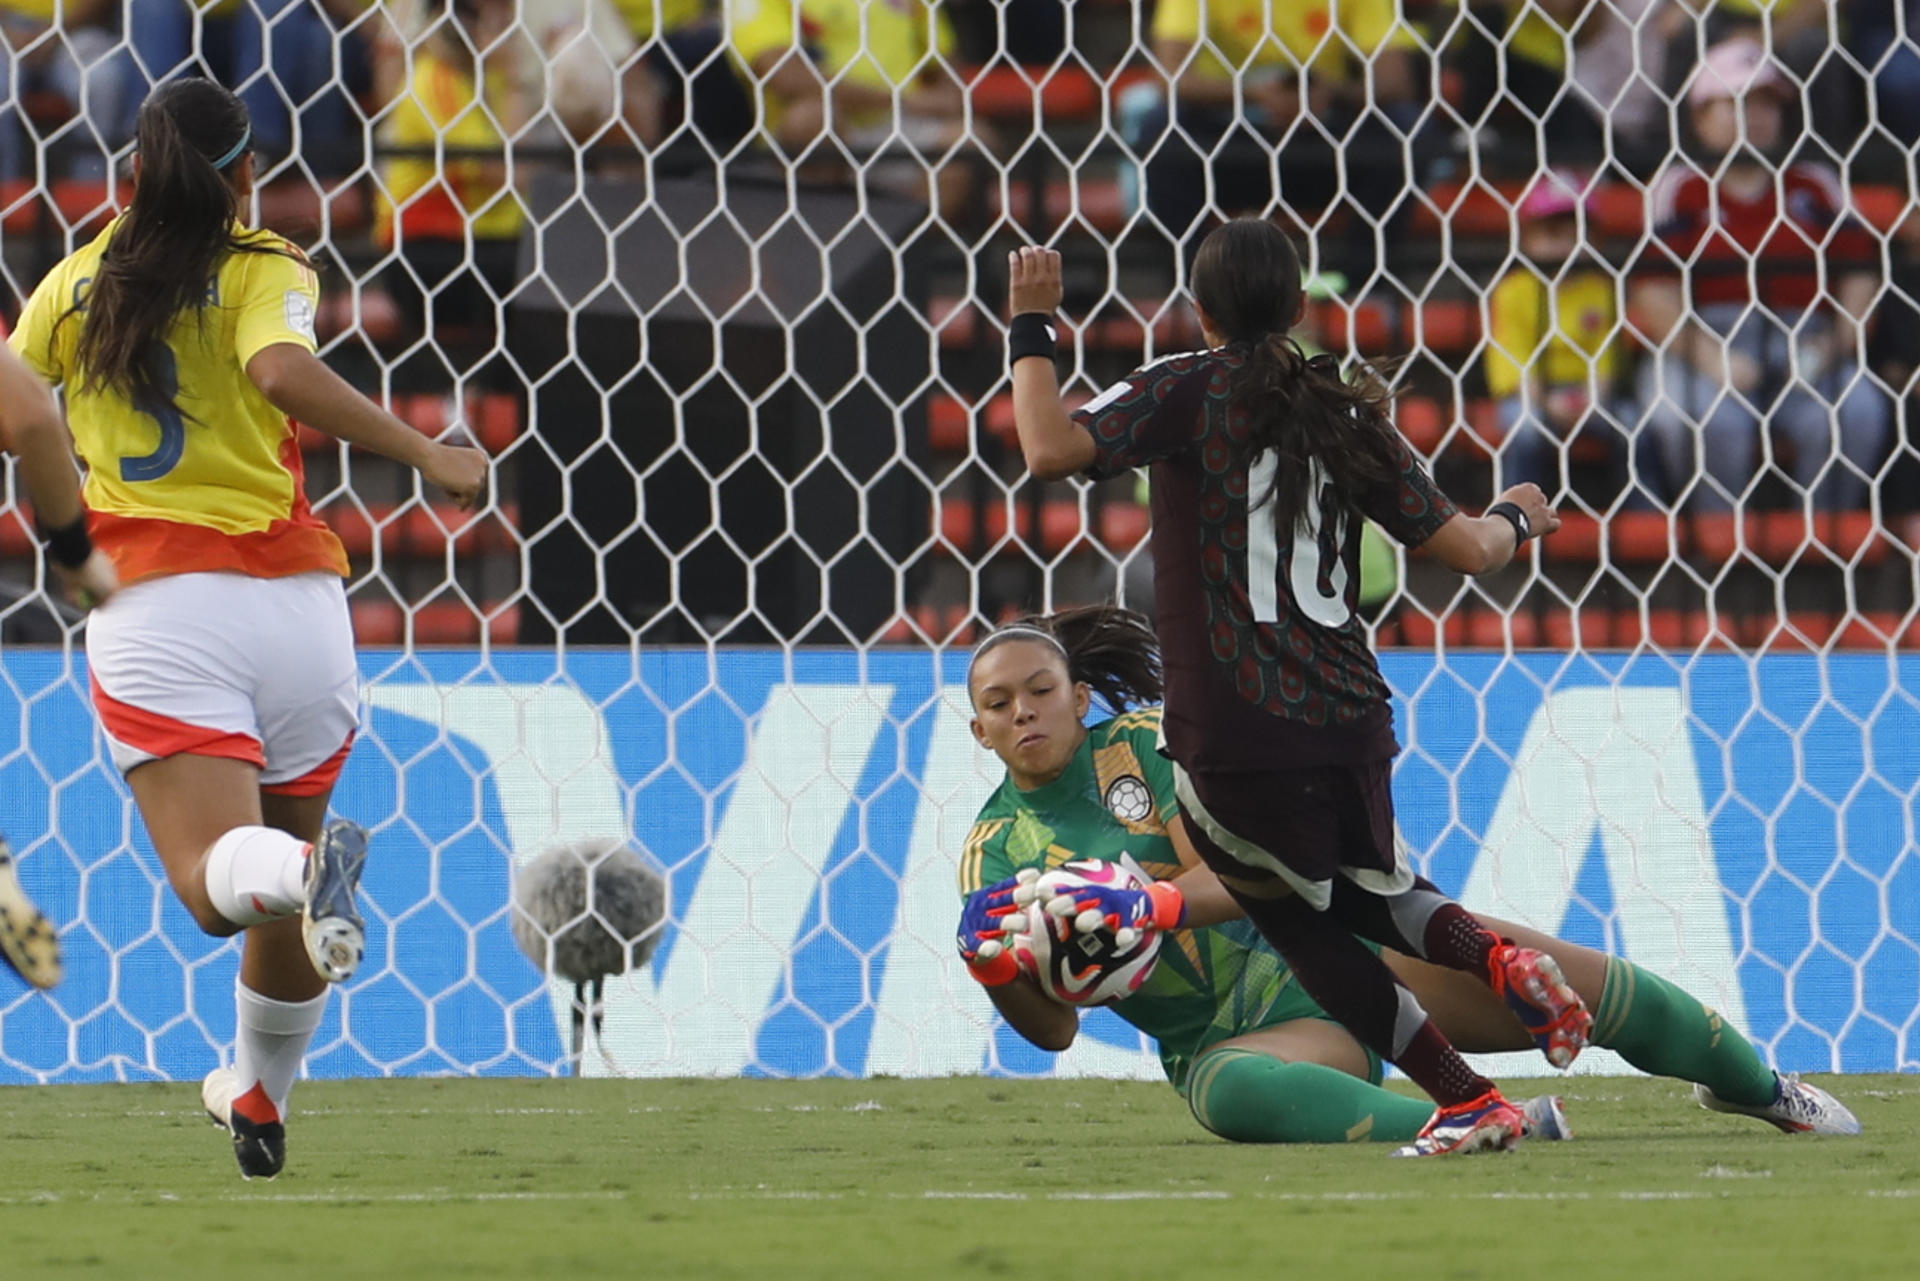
{"left": 1003, "top": 218, "right": 1581, "bottom": 1156}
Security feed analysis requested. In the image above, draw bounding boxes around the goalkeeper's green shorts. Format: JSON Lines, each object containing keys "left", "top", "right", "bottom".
{"left": 1161, "top": 973, "right": 1387, "bottom": 1096}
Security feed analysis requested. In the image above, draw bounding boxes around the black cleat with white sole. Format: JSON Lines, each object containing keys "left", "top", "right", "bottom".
{"left": 203, "top": 1067, "right": 286, "bottom": 1180}
{"left": 303, "top": 819, "right": 368, "bottom": 984}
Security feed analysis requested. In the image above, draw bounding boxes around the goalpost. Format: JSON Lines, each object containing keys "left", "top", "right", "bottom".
{"left": 0, "top": 1, "right": 1912, "bottom": 1082}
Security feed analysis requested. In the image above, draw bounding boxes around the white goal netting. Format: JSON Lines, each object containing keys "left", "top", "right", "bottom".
{"left": 0, "top": 0, "right": 1916, "bottom": 1082}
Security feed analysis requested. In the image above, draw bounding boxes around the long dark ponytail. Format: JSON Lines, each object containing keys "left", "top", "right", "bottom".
{"left": 71, "top": 78, "right": 296, "bottom": 421}
{"left": 1190, "top": 218, "right": 1404, "bottom": 536}
{"left": 1000, "top": 605, "right": 1163, "bottom": 712}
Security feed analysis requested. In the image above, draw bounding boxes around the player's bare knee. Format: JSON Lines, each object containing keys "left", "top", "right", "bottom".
{"left": 173, "top": 874, "right": 242, "bottom": 938}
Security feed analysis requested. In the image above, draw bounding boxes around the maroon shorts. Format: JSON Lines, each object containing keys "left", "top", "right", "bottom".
{"left": 1176, "top": 759, "right": 1401, "bottom": 898}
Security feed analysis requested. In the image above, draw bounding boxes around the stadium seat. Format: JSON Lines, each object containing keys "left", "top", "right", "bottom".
{"left": 962, "top": 64, "right": 1130, "bottom": 121}
{"left": 995, "top": 177, "right": 1129, "bottom": 235}
{"left": 1395, "top": 395, "right": 1447, "bottom": 454}
{"left": 0, "top": 510, "right": 34, "bottom": 558}
{"left": 925, "top": 391, "right": 1089, "bottom": 454}
{"left": 351, "top": 599, "right": 519, "bottom": 646}
{"left": 323, "top": 501, "right": 519, "bottom": 558}
{"left": 1464, "top": 608, "right": 1540, "bottom": 649}
{"left": 256, "top": 177, "right": 371, "bottom": 237}
{"left": 1837, "top": 612, "right": 1904, "bottom": 650}
{"left": 317, "top": 289, "right": 405, "bottom": 347}
{"left": 1412, "top": 177, "right": 1906, "bottom": 245}
{"left": 1391, "top": 609, "right": 1468, "bottom": 648}
{"left": 936, "top": 497, "right": 1148, "bottom": 557}
{"left": 928, "top": 295, "right": 1200, "bottom": 354}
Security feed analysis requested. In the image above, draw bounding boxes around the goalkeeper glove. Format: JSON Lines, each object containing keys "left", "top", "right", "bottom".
{"left": 956, "top": 873, "right": 1027, "bottom": 986}
{"left": 1030, "top": 876, "right": 1185, "bottom": 949}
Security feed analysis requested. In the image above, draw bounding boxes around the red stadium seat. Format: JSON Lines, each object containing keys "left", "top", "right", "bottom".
{"left": 1837, "top": 613, "right": 1903, "bottom": 650}
{"left": 353, "top": 599, "right": 519, "bottom": 645}
{"left": 936, "top": 497, "right": 1148, "bottom": 557}
{"left": 994, "top": 177, "right": 1129, "bottom": 235}
{"left": 1393, "top": 609, "right": 1467, "bottom": 648}
{"left": 964, "top": 64, "right": 1107, "bottom": 121}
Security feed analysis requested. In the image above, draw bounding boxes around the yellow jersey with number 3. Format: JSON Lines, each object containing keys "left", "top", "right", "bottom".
{"left": 8, "top": 217, "right": 348, "bottom": 586}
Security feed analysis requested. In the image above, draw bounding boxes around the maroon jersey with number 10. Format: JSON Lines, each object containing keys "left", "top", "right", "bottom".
{"left": 1072, "top": 346, "right": 1458, "bottom": 773}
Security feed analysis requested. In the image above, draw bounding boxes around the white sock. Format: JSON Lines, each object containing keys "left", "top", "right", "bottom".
{"left": 234, "top": 981, "right": 329, "bottom": 1119}
{"left": 203, "top": 826, "right": 309, "bottom": 927}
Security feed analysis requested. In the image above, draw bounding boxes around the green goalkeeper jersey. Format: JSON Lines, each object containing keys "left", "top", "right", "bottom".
{"left": 958, "top": 708, "right": 1328, "bottom": 1090}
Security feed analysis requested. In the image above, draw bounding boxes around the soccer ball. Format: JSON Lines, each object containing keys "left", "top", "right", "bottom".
{"left": 1009, "top": 861, "right": 1164, "bottom": 1007}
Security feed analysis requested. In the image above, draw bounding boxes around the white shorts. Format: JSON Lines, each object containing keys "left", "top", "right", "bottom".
{"left": 85, "top": 571, "right": 362, "bottom": 795}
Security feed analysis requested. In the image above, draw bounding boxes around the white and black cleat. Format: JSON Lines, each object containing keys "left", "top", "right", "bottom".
{"left": 1696, "top": 1072, "right": 1862, "bottom": 1136}
{"left": 302, "top": 819, "right": 368, "bottom": 985}
{"left": 203, "top": 1067, "right": 286, "bottom": 1180}
{"left": 1520, "top": 1094, "right": 1574, "bottom": 1141}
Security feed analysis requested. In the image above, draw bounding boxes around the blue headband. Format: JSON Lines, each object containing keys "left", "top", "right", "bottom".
{"left": 211, "top": 127, "right": 250, "bottom": 171}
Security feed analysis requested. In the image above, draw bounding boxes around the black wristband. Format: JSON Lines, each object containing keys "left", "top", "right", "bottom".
{"left": 1486, "top": 501, "right": 1532, "bottom": 545}
{"left": 40, "top": 513, "right": 93, "bottom": 571}
{"left": 1007, "top": 312, "right": 1059, "bottom": 365}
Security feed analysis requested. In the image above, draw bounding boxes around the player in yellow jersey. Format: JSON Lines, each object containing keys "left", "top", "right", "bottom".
{"left": 0, "top": 340, "right": 120, "bottom": 993}
{"left": 9, "top": 77, "right": 487, "bottom": 1180}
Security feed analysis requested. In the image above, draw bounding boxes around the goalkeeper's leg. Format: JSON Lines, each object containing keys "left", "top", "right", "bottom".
{"left": 1185, "top": 1021, "right": 1434, "bottom": 1144}
{"left": 1400, "top": 919, "right": 1774, "bottom": 1103}
{"left": 1184, "top": 1021, "right": 1570, "bottom": 1145}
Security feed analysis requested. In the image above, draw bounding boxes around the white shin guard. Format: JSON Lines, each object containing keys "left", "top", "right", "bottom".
{"left": 203, "top": 825, "right": 309, "bottom": 928}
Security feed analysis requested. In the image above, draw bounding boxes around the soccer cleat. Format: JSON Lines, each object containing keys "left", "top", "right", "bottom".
{"left": 303, "top": 819, "right": 369, "bottom": 985}
{"left": 1390, "top": 1089, "right": 1529, "bottom": 1158}
{"left": 1520, "top": 1094, "right": 1574, "bottom": 1141}
{"left": 1695, "top": 1073, "right": 1862, "bottom": 1136}
{"left": 1490, "top": 944, "right": 1593, "bottom": 1069}
{"left": 203, "top": 1067, "right": 287, "bottom": 1180}
{"left": 0, "top": 834, "right": 61, "bottom": 990}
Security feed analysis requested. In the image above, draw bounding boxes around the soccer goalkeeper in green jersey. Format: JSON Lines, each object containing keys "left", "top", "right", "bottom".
{"left": 954, "top": 606, "right": 1861, "bottom": 1145}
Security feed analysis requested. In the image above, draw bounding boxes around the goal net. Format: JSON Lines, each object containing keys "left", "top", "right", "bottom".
{"left": 0, "top": 0, "right": 1913, "bottom": 1082}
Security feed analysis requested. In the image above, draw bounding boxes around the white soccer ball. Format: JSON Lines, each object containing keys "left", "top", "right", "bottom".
{"left": 1010, "top": 861, "right": 1164, "bottom": 1006}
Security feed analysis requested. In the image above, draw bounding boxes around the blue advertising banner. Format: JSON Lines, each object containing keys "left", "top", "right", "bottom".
{"left": 1, "top": 649, "right": 1914, "bottom": 1083}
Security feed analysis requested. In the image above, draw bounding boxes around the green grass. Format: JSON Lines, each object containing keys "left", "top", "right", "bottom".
{"left": 0, "top": 1075, "right": 1913, "bottom": 1280}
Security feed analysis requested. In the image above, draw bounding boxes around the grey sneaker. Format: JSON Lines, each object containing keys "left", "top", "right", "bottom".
{"left": 303, "top": 819, "right": 368, "bottom": 984}
{"left": 1695, "top": 1073, "right": 1862, "bottom": 1136}
{"left": 1520, "top": 1094, "right": 1574, "bottom": 1141}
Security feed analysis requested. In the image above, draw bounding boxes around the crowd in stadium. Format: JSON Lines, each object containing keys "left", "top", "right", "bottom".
{"left": 0, "top": 1, "right": 1916, "bottom": 645}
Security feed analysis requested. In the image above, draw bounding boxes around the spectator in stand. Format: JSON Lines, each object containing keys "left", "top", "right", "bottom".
{"left": 1855, "top": 1, "right": 1920, "bottom": 149}
{"left": 0, "top": 0, "right": 124, "bottom": 179}
{"left": 1125, "top": 0, "right": 1430, "bottom": 284}
{"left": 508, "top": 1, "right": 750, "bottom": 154}
{"left": 1872, "top": 209, "right": 1920, "bottom": 512}
{"left": 728, "top": 0, "right": 975, "bottom": 222}
{"left": 1464, "top": 0, "right": 1687, "bottom": 177}
{"left": 1630, "top": 37, "right": 1888, "bottom": 513}
{"left": 1487, "top": 170, "right": 1642, "bottom": 510}
{"left": 376, "top": 0, "right": 525, "bottom": 359}
{"left": 120, "top": 0, "right": 375, "bottom": 174}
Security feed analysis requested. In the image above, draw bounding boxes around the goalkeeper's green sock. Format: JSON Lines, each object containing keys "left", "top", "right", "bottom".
{"left": 1184, "top": 1046, "right": 1435, "bottom": 1144}
{"left": 1590, "top": 956, "right": 1778, "bottom": 1107}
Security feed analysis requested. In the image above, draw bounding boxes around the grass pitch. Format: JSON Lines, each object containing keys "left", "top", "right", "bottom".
{"left": 0, "top": 1075, "right": 1913, "bottom": 1280}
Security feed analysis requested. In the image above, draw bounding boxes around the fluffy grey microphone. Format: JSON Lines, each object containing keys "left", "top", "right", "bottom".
{"left": 510, "top": 837, "right": 667, "bottom": 1074}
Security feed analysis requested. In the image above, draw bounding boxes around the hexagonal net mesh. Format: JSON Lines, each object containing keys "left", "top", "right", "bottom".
{"left": 0, "top": 1, "right": 1915, "bottom": 1081}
